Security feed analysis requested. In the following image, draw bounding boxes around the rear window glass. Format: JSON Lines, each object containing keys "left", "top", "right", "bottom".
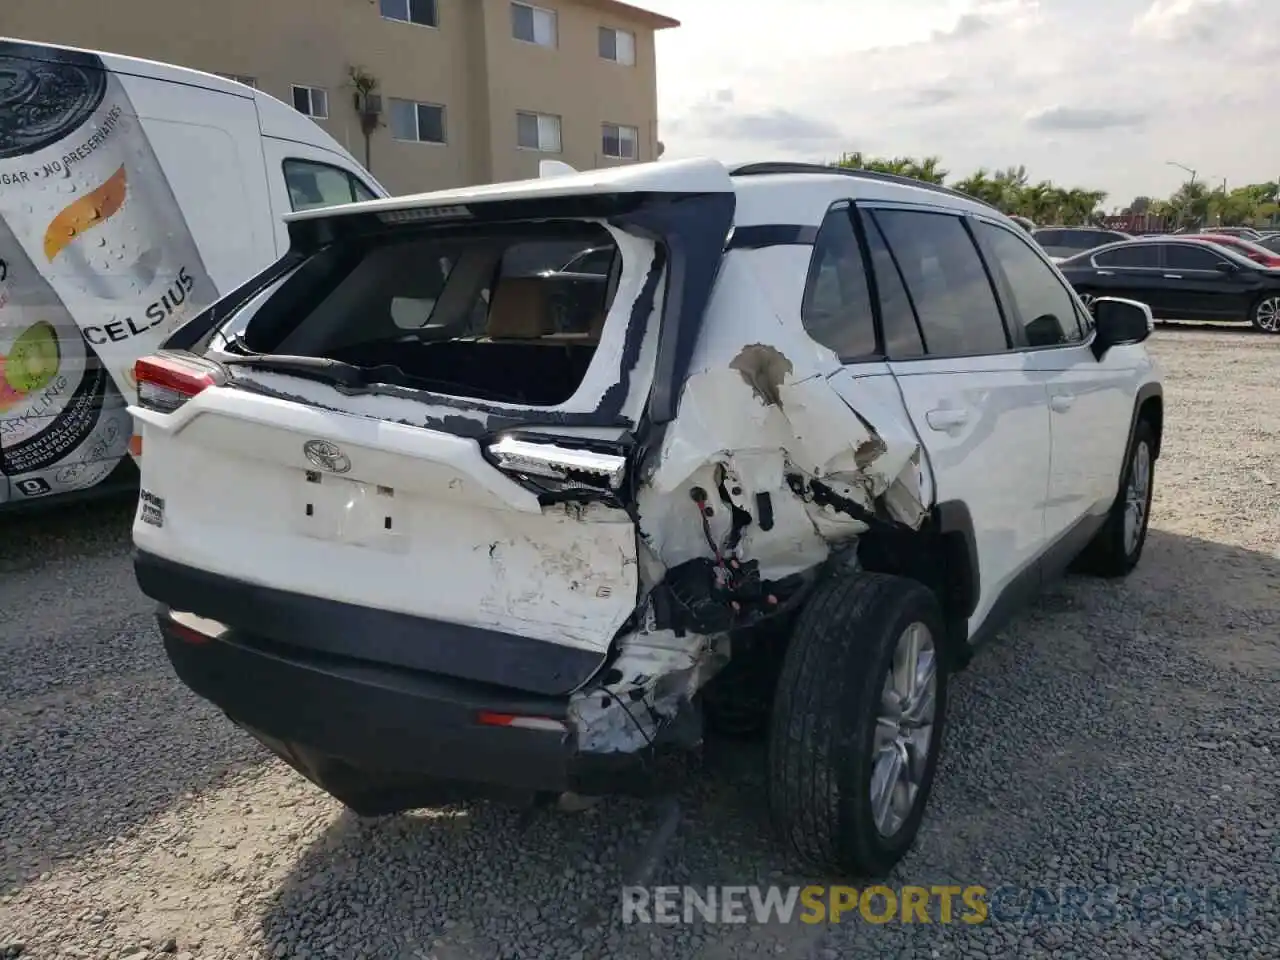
{"left": 237, "top": 223, "right": 621, "bottom": 407}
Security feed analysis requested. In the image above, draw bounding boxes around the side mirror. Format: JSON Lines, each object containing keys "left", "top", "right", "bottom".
{"left": 1092, "top": 297, "right": 1153, "bottom": 358}
{"left": 1215, "top": 261, "right": 1239, "bottom": 274}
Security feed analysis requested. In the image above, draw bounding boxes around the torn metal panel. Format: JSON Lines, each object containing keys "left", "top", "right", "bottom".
{"left": 568, "top": 624, "right": 725, "bottom": 754}
{"left": 634, "top": 245, "right": 927, "bottom": 582}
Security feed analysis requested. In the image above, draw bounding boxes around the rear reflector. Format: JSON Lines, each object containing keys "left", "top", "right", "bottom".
{"left": 475, "top": 711, "right": 567, "bottom": 733}
{"left": 128, "top": 435, "right": 143, "bottom": 457}
{"left": 134, "top": 352, "right": 226, "bottom": 414}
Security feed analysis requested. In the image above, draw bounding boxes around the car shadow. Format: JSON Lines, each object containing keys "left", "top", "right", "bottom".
{"left": 0, "top": 494, "right": 271, "bottom": 896}
{"left": 255, "top": 528, "right": 1279, "bottom": 958}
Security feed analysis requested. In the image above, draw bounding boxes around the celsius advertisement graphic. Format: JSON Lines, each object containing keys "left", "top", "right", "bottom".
{"left": 0, "top": 42, "right": 218, "bottom": 502}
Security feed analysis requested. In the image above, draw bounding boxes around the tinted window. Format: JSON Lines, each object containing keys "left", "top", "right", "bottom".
{"left": 1165, "top": 244, "right": 1229, "bottom": 270}
{"left": 1093, "top": 244, "right": 1159, "bottom": 268}
{"left": 562, "top": 248, "right": 614, "bottom": 275}
{"left": 861, "top": 213, "right": 924, "bottom": 359}
{"left": 1033, "top": 229, "right": 1063, "bottom": 246}
{"left": 976, "top": 222, "right": 1081, "bottom": 345}
{"left": 872, "top": 210, "right": 1008, "bottom": 356}
{"left": 283, "top": 159, "right": 377, "bottom": 212}
{"left": 800, "top": 206, "right": 877, "bottom": 358}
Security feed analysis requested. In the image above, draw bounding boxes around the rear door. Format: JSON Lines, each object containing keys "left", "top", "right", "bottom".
{"left": 1090, "top": 243, "right": 1165, "bottom": 313}
{"left": 864, "top": 204, "right": 1052, "bottom": 639}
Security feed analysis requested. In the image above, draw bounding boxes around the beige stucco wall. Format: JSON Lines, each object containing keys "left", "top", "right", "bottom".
{"left": 0, "top": 0, "right": 670, "bottom": 195}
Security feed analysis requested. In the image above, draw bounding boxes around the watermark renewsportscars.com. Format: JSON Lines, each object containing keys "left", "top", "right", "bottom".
{"left": 621, "top": 884, "right": 1252, "bottom": 926}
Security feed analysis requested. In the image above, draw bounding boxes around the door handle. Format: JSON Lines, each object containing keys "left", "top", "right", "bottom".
{"left": 1049, "top": 394, "right": 1075, "bottom": 413}
{"left": 1163, "top": 273, "right": 1183, "bottom": 279}
{"left": 925, "top": 408, "right": 970, "bottom": 431}
{"left": 1096, "top": 270, "right": 1115, "bottom": 276}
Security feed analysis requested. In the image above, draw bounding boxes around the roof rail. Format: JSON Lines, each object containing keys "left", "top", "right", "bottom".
{"left": 727, "top": 161, "right": 1001, "bottom": 213}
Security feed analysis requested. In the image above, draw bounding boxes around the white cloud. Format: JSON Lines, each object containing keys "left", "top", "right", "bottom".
{"left": 654, "top": 0, "right": 1280, "bottom": 205}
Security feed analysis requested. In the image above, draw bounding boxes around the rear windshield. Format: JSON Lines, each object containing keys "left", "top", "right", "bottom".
{"left": 236, "top": 222, "right": 621, "bottom": 407}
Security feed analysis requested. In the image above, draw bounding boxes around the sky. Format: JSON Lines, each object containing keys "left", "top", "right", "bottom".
{"left": 651, "top": 0, "right": 1280, "bottom": 208}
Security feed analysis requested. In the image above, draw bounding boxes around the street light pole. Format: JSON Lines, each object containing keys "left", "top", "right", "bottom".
{"left": 1166, "top": 161, "right": 1198, "bottom": 229}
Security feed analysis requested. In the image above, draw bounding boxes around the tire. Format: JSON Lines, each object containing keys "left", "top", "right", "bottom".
{"left": 767, "top": 572, "right": 948, "bottom": 877}
{"left": 1249, "top": 293, "right": 1280, "bottom": 334}
{"left": 1075, "top": 417, "right": 1156, "bottom": 578}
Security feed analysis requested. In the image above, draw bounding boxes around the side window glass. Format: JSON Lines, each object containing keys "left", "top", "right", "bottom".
{"left": 1165, "top": 245, "right": 1226, "bottom": 270}
{"left": 283, "top": 158, "right": 371, "bottom": 211}
{"left": 872, "top": 210, "right": 1008, "bottom": 356}
{"left": 861, "top": 212, "right": 924, "bottom": 358}
{"left": 975, "top": 221, "right": 1081, "bottom": 345}
{"left": 800, "top": 205, "right": 877, "bottom": 359}
{"left": 1094, "top": 245, "right": 1158, "bottom": 268}
{"left": 352, "top": 179, "right": 378, "bottom": 202}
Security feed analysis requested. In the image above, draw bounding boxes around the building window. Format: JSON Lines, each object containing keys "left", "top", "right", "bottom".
{"left": 512, "top": 2, "right": 557, "bottom": 47}
{"left": 598, "top": 27, "right": 636, "bottom": 65}
{"left": 389, "top": 98, "right": 447, "bottom": 144}
{"left": 291, "top": 85, "right": 328, "bottom": 119}
{"left": 517, "top": 111, "right": 561, "bottom": 152}
{"left": 215, "top": 72, "right": 257, "bottom": 88}
{"left": 601, "top": 123, "right": 638, "bottom": 160}
{"left": 380, "top": 0, "right": 438, "bottom": 26}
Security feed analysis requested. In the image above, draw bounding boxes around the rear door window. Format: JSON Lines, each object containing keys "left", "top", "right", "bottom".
{"left": 1093, "top": 244, "right": 1160, "bottom": 268}
{"left": 861, "top": 212, "right": 924, "bottom": 359}
{"left": 872, "top": 209, "right": 1009, "bottom": 357}
{"left": 800, "top": 204, "right": 878, "bottom": 359}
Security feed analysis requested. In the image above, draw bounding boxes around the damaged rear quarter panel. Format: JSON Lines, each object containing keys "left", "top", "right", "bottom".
{"left": 635, "top": 247, "right": 929, "bottom": 581}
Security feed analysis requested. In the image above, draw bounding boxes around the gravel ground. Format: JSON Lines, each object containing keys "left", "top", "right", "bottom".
{"left": 1, "top": 326, "right": 1277, "bottom": 960}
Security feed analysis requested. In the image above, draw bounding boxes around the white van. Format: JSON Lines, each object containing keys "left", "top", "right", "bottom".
{"left": 0, "top": 38, "right": 387, "bottom": 508}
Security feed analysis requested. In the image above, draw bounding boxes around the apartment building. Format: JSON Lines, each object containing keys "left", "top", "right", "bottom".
{"left": 0, "top": 0, "right": 678, "bottom": 194}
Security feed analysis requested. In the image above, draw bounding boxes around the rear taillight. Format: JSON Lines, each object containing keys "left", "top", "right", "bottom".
{"left": 134, "top": 352, "right": 226, "bottom": 413}
{"left": 485, "top": 434, "right": 627, "bottom": 493}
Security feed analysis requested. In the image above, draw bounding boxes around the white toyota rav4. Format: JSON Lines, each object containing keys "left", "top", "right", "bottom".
{"left": 130, "top": 158, "right": 1163, "bottom": 877}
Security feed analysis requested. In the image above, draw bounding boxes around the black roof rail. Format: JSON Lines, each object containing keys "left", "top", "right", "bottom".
{"left": 727, "top": 161, "right": 1001, "bottom": 213}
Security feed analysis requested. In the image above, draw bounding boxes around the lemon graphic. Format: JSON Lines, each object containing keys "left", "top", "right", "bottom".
{"left": 3, "top": 321, "right": 61, "bottom": 393}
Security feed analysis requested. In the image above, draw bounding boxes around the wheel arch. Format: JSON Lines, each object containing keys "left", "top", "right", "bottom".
{"left": 1131, "top": 382, "right": 1163, "bottom": 460}
{"left": 854, "top": 499, "right": 979, "bottom": 669}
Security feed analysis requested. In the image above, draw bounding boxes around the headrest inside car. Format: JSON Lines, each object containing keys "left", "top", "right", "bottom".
{"left": 486, "top": 278, "right": 554, "bottom": 339}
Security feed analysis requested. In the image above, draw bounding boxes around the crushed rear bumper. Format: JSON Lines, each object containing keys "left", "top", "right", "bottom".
{"left": 138, "top": 551, "right": 693, "bottom": 813}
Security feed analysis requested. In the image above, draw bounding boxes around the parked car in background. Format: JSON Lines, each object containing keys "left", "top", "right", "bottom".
{"left": 0, "top": 38, "right": 386, "bottom": 511}
{"left": 1202, "top": 226, "right": 1262, "bottom": 241}
{"left": 1058, "top": 238, "right": 1280, "bottom": 332}
{"left": 1032, "top": 226, "right": 1132, "bottom": 262}
{"left": 1178, "top": 234, "right": 1280, "bottom": 268}
{"left": 1257, "top": 234, "right": 1280, "bottom": 255}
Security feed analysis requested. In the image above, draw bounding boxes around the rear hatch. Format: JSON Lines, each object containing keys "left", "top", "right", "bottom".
{"left": 132, "top": 159, "right": 735, "bottom": 693}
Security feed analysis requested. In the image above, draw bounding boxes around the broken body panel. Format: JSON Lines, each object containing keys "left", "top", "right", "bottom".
{"left": 134, "top": 158, "right": 932, "bottom": 793}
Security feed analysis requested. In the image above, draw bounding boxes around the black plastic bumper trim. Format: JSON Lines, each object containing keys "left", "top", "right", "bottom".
{"left": 134, "top": 550, "right": 606, "bottom": 696}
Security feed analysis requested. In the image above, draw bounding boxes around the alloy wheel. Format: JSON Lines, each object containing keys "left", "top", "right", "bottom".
{"left": 1124, "top": 440, "right": 1151, "bottom": 556}
{"left": 1254, "top": 297, "right": 1280, "bottom": 333}
{"left": 870, "top": 622, "right": 937, "bottom": 837}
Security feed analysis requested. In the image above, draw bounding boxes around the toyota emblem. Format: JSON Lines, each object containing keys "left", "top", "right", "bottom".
{"left": 303, "top": 439, "right": 352, "bottom": 474}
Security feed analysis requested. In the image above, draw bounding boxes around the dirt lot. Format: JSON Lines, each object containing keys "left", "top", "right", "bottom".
{"left": 1, "top": 326, "right": 1277, "bottom": 960}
